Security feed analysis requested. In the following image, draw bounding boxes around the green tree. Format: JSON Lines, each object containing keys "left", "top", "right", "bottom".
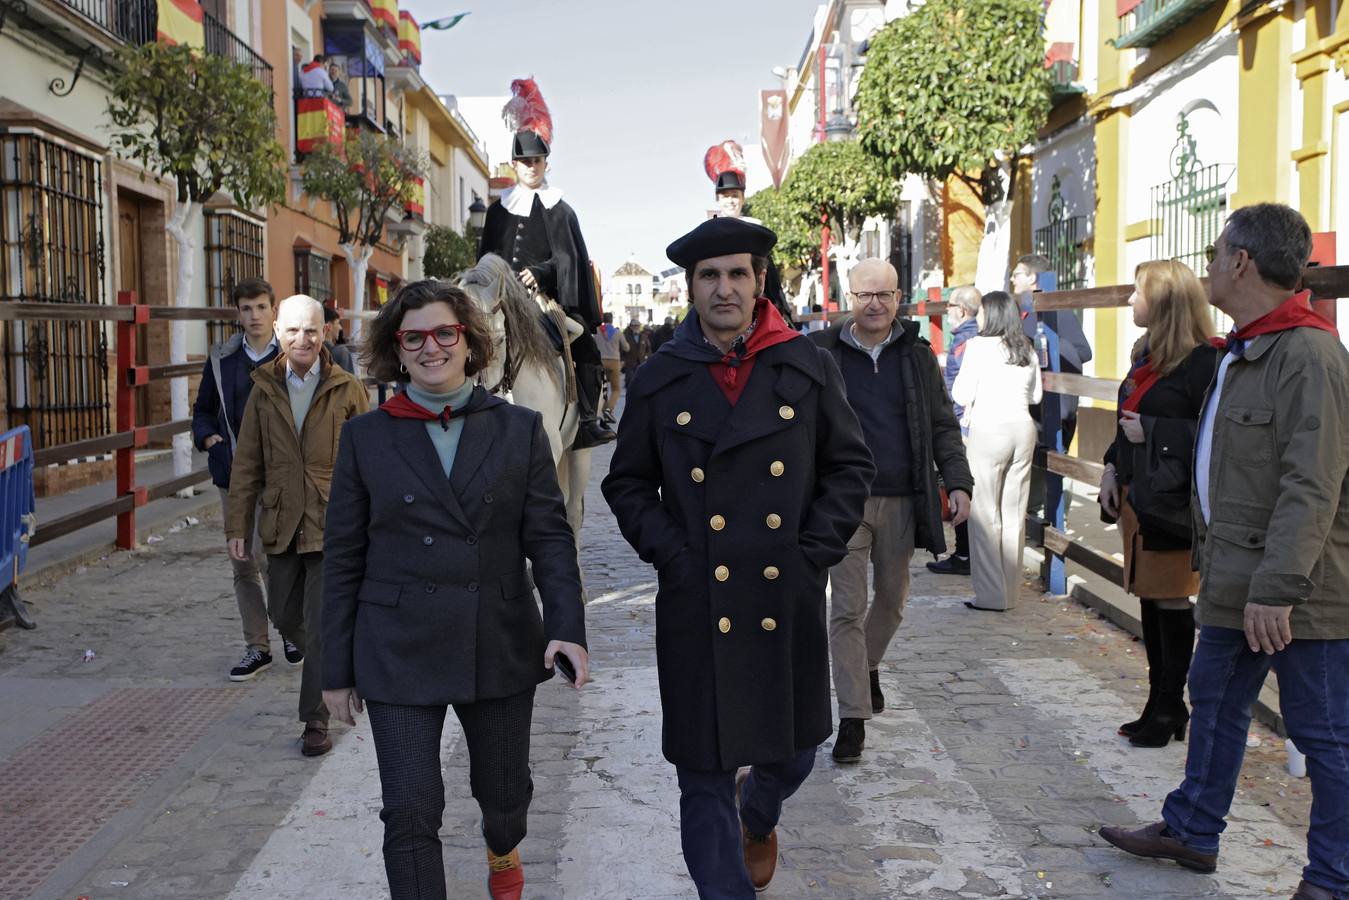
{"left": 107, "top": 41, "right": 286, "bottom": 483}
{"left": 301, "top": 130, "right": 428, "bottom": 336}
{"left": 746, "top": 186, "right": 816, "bottom": 274}
{"left": 780, "top": 140, "right": 901, "bottom": 297}
{"left": 422, "top": 224, "right": 479, "bottom": 280}
{"left": 855, "top": 0, "right": 1049, "bottom": 289}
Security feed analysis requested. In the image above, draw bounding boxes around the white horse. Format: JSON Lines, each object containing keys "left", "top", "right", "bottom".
{"left": 456, "top": 255, "right": 593, "bottom": 542}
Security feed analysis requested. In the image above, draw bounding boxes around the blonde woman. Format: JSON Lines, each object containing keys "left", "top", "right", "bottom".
{"left": 952, "top": 291, "right": 1042, "bottom": 612}
{"left": 1099, "top": 260, "right": 1218, "bottom": 748}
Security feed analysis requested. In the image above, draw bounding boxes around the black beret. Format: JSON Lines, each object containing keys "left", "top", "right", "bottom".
{"left": 667, "top": 217, "right": 777, "bottom": 271}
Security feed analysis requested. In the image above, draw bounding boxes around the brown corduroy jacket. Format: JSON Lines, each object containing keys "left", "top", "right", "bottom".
{"left": 226, "top": 349, "right": 369, "bottom": 555}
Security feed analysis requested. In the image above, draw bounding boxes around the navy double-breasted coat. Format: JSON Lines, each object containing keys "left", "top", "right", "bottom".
{"left": 322, "top": 393, "right": 586, "bottom": 706}
{"left": 603, "top": 334, "right": 874, "bottom": 771}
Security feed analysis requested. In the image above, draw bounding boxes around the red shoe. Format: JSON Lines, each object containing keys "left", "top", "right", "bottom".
{"left": 486, "top": 847, "right": 524, "bottom": 900}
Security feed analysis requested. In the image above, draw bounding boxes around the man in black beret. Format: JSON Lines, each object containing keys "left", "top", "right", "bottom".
{"left": 604, "top": 217, "right": 874, "bottom": 897}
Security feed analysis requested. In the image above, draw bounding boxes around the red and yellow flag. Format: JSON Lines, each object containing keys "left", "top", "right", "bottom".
{"left": 296, "top": 98, "right": 345, "bottom": 154}
{"left": 405, "top": 176, "right": 425, "bottom": 218}
{"left": 374, "top": 276, "right": 390, "bottom": 307}
{"left": 157, "top": 0, "right": 205, "bottom": 48}
{"left": 398, "top": 12, "right": 421, "bottom": 65}
{"left": 370, "top": 0, "right": 398, "bottom": 32}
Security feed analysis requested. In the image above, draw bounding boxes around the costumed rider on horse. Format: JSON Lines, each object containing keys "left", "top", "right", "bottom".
{"left": 704, "top": 140, "right": 793, "bottom": 325}
{"left": 477, "top": 78, "right": 615, "bottom": 448}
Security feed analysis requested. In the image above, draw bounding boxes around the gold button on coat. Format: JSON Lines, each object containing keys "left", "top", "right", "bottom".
{"left": 718, "top": 616, "right": 731, "bottom": 633}
{"left": 676, "top": 411, "right": 692, "bottom": 425}
{"left": 763, "top": 566, "right": 780, "bottom": 580}
{"left": 761, "top": 618, "right": 777, "bottom": 631}
{"left": 709, "top": 515, "right": 726, "bottom": 531}
{"left": 778, "top": 405, "right": 795, "bottom": 420}
{"left": 769, "top": 460, "right": 785, "bottom": 477}
{"left": 765, "top": 513, "right": 782, "bottom": 529}
{"left": 715, "top": 565, "right": 730, "bottom": 582}
{"left": 691, "top": 467, "right": 705, "bottom": 483}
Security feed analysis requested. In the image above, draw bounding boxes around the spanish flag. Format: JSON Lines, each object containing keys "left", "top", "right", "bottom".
{"left": 296, "top": 97, "right": 345, "bottom": 154}
{"left": 157, "top": 0, "right": 205, "bottom": 48}
{"left": 370, "top": 0, "right": 398, "bottom": 32}
{"left": 405, "top": 176, "right": 425, "bottom": 218}
{"left": 374, "top": 276, "right": 390, "bottom": 308}
{"left": 398, "top": 11, "right": 421, "bottom": 64}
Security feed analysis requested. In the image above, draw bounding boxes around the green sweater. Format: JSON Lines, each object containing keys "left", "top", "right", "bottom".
{"left": 406, "top": 380, "right": 476, "bottom": 477}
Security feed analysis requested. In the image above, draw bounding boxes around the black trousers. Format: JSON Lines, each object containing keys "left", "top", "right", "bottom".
{"left": 266, "top": 547, "right": 325, "bottom": 723}
{"left": 366, "top": 688, "right": 536, "bottom": 900}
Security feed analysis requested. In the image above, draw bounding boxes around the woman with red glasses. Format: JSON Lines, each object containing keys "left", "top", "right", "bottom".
{"left": 320, "top": 279, "right": 589, "bottom": 900}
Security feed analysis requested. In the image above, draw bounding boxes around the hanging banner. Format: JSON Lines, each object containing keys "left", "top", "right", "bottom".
{"left": 760, "top": 89, "right": 790, "bottom": 189}
{"left": 398, "top": 11, "right": 421, "bottom": 65}
{"left": 374, "top": 275, "right": 390, "bottom": 307}
{"left": 370, "top": 0, "right": 399, "bottom": 33}
{"left": 157, "top": 0, "right": 205, "bottom": 48}
{"left": 405, "top": 176, "right": 425, "bottom": 218}
{"left": 296, "top": 98, "right": 345, "bottom": 154}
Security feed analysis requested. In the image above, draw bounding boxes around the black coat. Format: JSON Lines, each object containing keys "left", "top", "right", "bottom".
{"left": 478, "top": 192, "right": 601, "bottom": 328}
{"left": 1019, "top": 295, "right": 1094, "bottom": 433}
{"left": 322, "top": 391, "right": 586, "bottom": 706}
{"left": 602, "top": 325, "right": 873, "bottom": 771}
{"left": 810, "top": 319, "right": 973, "bottom": 556}
{"left": 190, "top": 334, "right": 278, "bottom": 489}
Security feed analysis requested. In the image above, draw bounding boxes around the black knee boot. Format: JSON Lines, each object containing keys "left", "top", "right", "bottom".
{"left": 572, "top": 363, "right": 616, "bottom": 449}
{"left": 1130, "top": 605, "right": 1195, "bottom": 748}
{"left": 1120, "top": 600, "right": 1162, "bottom": 737}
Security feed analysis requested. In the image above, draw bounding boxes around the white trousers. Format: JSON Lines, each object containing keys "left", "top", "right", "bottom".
{"left": 966, "top": 419, "right": 1037, "bottom": 611}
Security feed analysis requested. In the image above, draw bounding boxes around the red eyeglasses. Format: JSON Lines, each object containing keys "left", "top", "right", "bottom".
{"left": 395, "top": 324, "right": 466, "bottom": 351}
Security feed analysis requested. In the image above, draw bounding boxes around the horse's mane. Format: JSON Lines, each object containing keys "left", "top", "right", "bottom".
{"left": 456, "top": 254, "right": 556, "bottom": 373}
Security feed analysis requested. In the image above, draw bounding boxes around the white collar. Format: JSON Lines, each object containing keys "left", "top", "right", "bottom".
{"left": 501, "top": 184, "right": 563, "bottom": 216}
{"left": 244, "top": 336, "right": 278, "bottom": 362}
{"left": 286, "top": 360, "right": 320, "bottom": 386}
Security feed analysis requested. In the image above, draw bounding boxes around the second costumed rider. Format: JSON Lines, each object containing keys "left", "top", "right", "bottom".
{"left": 704, "top": 140, "right": 792, "bottom": 324}
{"left": 478, "top": 78, "right": 614, "bottom": 447}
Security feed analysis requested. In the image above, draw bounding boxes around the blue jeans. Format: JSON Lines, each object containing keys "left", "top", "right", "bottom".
{"left": 1162, "top": 626, "right": 1349, "bottom": 894}
{"left": 675, "top": 746, "right": 817, "bottom": 900}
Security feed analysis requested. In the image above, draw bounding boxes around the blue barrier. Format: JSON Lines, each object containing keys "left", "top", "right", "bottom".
{"left": 0, "top": 425, "right": 37, "bottom": 630}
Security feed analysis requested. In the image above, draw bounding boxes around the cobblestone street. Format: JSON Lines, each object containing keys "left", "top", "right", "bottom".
{"left": 0, "top": 439, "right": 1313, "bottom": 899}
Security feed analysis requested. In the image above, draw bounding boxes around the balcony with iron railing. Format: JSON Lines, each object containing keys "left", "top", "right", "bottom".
{"left": 47, "top": 0, "right": 272, "bottom": 86}
{"left": 1048, "top": 60, "right": 1086, "bottom": 101}
{"left": 1113, "top": 0, "right": 1220, "bottom": 50}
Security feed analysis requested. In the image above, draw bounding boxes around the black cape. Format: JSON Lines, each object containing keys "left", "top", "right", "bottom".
{"left": 479, "top": 192, "right": 601, "bottom": 328}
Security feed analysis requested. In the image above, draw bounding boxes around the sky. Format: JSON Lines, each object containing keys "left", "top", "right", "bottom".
{"left": 401, "top": 0, "right": 825, "bottom": 279}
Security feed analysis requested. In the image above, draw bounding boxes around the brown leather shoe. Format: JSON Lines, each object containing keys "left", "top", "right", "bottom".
{"left": 742, "top": 823, "right": 778, "bottom": 892}
{"left": 1099, "top": 821, "right": 1216, "bottom": 873}
{"left": 300, "top": 720, "right": 331, "bottom": 757}
{"left": 1291, "top": 880, "right": 1338, "bottom": 900}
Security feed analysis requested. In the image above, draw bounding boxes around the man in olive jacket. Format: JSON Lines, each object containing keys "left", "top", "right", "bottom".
{"left": 227, "top": 295, "right": 369, "bottom": 757}
{"left": 603, "top": 218, "right": 873, "bottom": 898}
{"left": 1101, "top": 205, "right": 1348, "bottom": 900}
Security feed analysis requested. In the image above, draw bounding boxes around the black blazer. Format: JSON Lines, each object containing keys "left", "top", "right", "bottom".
{"left": 322, "top": 390, "right": 586, "bottom": 706}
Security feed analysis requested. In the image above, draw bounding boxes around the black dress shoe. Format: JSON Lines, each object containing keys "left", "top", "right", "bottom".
{"left": 832, "top": 718, "right": 864, "bottom": 763}
{"left": 964, "top": 601, "right": 1004, "bottom": 612}
{"left": 573, "top": 421, "right": 617, "bottom": 449}
{"left": 869, "top": 669, "right": 885, "bottom": 714}
{"left": 1099, "top": 821, "right": 1217, "bottom": 873}
{"left": 1292, "top": 879, "right": 1338, "bottom": 900}
{"left": 926, "top": 555, "right": 970, "bottom": 576}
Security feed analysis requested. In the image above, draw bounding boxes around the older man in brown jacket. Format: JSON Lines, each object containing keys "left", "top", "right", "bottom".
{"left": 227, "top": 294, "right": 369, "bottom": 756}
{"left": 1100, "top": 205, "right": 1348, "bottom": 900}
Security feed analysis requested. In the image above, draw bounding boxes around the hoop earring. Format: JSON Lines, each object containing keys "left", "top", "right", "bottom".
{"left": 399, "top": 363, "right": 407, "bottom": 374}
{"left": 466, "top": 351, "right": 473, "bottom": 363}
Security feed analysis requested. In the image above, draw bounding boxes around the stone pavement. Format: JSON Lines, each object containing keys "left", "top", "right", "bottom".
{"left": 0, "top": 438, "right": 1314, "bottom": 899}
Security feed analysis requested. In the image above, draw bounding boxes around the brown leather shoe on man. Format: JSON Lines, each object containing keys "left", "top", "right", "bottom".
{"left": 300, "top": 720, "right": 331, "bottom": 757}
{"left": 742, "top": 823, "right": 778, "bottom": 892}
{"left": 1099, "top": 821, "right": 1217, "bottom": 873}
{"left": 1291, "top": 879, "right": 1337, "bottom": 900}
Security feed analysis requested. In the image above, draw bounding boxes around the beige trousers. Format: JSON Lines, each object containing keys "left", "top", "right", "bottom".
{"left": 828, "top": 495, "right": 916, "bottom": 720}
{"left": 219, "top": 487, "right": 269, "bottom": 651}
{"left": 600, "top": 358, "right": 622, "bottom": 412}
{"left": 967, "top": 420, "right": 1036, "bottom": 611}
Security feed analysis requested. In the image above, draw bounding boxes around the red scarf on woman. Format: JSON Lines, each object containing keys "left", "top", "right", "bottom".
{"left": 380, "top": 389, "right": 484, "bottom": 431}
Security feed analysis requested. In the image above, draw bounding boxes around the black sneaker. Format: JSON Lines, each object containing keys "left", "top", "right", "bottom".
{"left": 832, "top": 718, "right": 865, "bottom": 763}
{"left": 283, "top": 640, "right": 304, "bottom": 667}
{"left": 926, "top": 554, "right": 970, "bottom": 576}
{"left": 229, "top": 648, "right": 272, "bottom": 682}
{"left": 869, "top": 670, "right": 885, "bottom": 714}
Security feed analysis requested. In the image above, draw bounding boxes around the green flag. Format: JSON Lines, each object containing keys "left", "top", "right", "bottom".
{"left": 421, "top": 13, "right": 469, "bottom": 31}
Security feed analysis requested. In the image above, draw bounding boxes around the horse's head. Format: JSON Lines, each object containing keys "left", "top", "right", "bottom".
{"left": 456, "top": 255, "right": 515, "bottom": 391}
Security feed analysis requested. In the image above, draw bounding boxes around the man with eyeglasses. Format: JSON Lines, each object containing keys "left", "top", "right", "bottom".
{"left": 809, "top": 259, "right": 973, "bottom": 763}
{"left": 226, "top": 294, "right": 369, "bottom": 757}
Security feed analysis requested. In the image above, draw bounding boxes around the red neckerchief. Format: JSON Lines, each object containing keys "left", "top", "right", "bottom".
{"left": 1122, "top": 337, "right": 1226, "bottom": 413}
{"left": 302, "top": 61, "right": 324, "bottom": 73}
{"left": 708, "top": 297, "right": 801, "bottom": 405}
{"left": 1224, "top": 290, "right": 1338, "bottom": 346}
{"left": 381, "top": 392, "right": 462, "bottom": 431}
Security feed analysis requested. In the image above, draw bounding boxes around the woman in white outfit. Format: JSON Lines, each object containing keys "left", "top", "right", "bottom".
{"left": 951, "top": 291, "right": 1043, "bottom": 612}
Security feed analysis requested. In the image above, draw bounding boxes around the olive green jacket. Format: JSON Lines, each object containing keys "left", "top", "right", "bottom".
{"left": 226, "top": 350, "right": 369, "bottom": 555}
{"left": 1192, "top": 325, "right": 1349, "bottom": 639}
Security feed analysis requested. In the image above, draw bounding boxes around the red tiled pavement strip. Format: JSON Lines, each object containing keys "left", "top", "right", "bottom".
{"left": 0, "top": 687, "right": 243, "bottom": 900}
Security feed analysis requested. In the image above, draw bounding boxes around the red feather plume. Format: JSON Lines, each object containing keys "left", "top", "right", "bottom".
{"left": 703, "top": 140, "right": 746, "bottom": 183}
{"left": 502, "top": 78, "right": 553, "bottom": 144}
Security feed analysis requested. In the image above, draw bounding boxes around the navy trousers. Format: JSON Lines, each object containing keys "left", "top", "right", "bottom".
{"left": 676, "top": 746, "right": 817, "bottom": 900}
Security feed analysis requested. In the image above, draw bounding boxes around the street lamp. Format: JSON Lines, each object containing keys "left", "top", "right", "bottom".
{"left": 468, "top": 196, "right": 487, "bottom": 231}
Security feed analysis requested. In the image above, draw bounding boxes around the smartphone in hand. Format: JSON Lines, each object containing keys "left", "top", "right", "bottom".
{"left": 554, "top": 653, "right": 577, "bottom": 684}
